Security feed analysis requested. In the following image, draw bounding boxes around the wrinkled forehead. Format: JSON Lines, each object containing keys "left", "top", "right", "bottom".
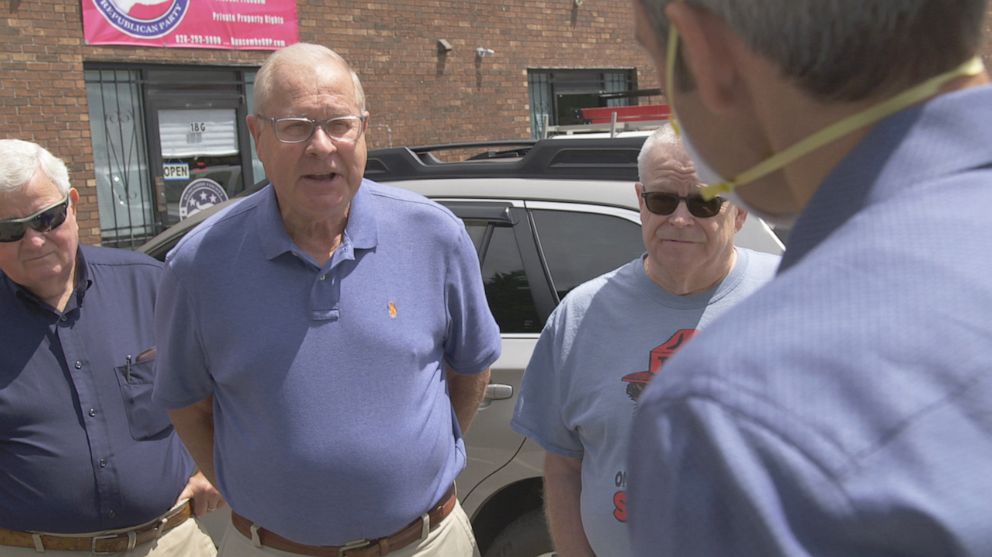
{"left": 641, "top": 148, "right": 700, "bottom": 193}
{"left": 266, "top": 61, "right": 359, "bottom": 110}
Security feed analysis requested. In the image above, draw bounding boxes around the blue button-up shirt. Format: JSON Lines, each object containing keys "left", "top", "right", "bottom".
{"left": 628, "top": 85, "right": 992, "bottom": 555}
{"left": 0, "top": 246, "right": 194, "bottom": 533}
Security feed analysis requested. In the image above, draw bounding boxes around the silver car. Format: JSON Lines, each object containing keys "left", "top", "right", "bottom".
{"left": 141, "top": 136, "right": 784, "bottom": 556}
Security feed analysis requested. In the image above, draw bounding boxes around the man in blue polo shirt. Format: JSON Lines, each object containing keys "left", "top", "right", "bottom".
{"left": 153, "top": 43, "right": 501, "bottom": 556}
{"left": 627, "top": 0, "right": 992, "bottom": 555}
{"left": 0, "top": 139, "right": 221, "bottom": 556}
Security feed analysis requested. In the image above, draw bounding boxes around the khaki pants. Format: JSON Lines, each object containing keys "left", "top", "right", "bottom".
{"left": 0, "top": 519, "right": 216, "bottom": 557}
{"left": 217, "top": 501, "right": 479, "bottom": 557}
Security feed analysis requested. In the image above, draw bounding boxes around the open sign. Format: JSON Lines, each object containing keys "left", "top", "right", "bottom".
{"left": 163, "top": 163, "right": 190, "bottom": 181}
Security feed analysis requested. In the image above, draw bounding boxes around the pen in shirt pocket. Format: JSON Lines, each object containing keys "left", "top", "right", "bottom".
{"left": 124, "top": 347, "right": 156, "bottom": 383}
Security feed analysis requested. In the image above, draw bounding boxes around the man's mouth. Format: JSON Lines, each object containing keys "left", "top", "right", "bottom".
{"left": 303, "top": 172, "right": 338, "bottom": 182}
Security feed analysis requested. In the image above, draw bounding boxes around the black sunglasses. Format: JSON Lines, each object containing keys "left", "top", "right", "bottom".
{"left": 640, "top": 191, "right": 726, "bottom": 218}
{"left": 0, "top": 196, "right": 71, "bottom": 243}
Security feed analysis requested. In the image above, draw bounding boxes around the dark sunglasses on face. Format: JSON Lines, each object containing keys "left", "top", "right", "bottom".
{"left": 0, "top": 196, "right": 70, "bottom": 243}
{"left": 640, "top": 191, "right": 726, "bottom": 218}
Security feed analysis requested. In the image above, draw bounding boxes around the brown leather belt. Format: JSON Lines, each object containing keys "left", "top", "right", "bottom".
{"left": 231, "top": 486, "right": 458, "bottom": 557}
{"left": 0, "top": 501, "right": 191, "bottom": 554}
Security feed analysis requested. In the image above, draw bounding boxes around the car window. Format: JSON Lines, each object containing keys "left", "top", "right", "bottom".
{"left": 530, "top": 209, "right": 644, "bottom": 300}
{"left": 465, "top": 222, "right": 542, "bottom": 334}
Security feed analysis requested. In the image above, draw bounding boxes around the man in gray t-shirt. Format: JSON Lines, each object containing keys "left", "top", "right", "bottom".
{"left": 511, "top": 126, "right": 780, "bottom": 556}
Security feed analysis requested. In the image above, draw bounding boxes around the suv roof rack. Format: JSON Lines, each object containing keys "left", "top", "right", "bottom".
{"left": 364, "top": 136, "right": 646, "bottom": 182}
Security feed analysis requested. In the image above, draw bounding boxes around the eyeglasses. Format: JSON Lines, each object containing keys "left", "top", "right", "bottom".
{"left": 640, "top": 191, "right": 726, "bottom": 218}
{"left": 0, "top": 196, "right": 70, "bottom": 242}
{"left": 261, "top": 115, "right": 367, "bottom": 144}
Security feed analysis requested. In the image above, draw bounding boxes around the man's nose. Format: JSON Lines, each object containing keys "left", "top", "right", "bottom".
{"left": 306, "top": 125, "right": 338, "bottom": 155}
{"left": 667, "top": 200, "right": 695, "bottom": 225}
{"left": 20, "top": 226, "right": 49, "bottom": 246}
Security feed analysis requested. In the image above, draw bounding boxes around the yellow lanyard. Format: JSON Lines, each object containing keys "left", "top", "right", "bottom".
{"left": 664, "top": 20, "right": 986, "bottom": 200}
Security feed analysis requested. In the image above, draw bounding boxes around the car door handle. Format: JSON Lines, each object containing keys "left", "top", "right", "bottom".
{"left": 484, "top": 383, "right": 513, "bottom": 401}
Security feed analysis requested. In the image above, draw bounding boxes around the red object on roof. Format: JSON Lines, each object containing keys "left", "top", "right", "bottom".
{"left": 579, "top": 104, "right": 671, "bottom": 124}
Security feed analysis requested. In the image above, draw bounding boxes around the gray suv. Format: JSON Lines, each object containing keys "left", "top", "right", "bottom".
{"left": 140, "top": 136, "right": 784, "bottom": 556}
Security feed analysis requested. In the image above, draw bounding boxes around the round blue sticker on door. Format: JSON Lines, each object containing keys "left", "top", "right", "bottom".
{"left": 179, "top": 178, "right": 228, "bottom": 220}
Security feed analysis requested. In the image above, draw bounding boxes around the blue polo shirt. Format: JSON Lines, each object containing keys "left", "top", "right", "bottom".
{"left": 0, "top": 246, "right": 194, "bottom": 533}
{"left": 153, "top": 180, "right": 501, "bottom": 545}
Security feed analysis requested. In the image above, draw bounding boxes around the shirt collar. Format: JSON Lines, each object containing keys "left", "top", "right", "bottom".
{"left": 254, "top": 180, "right": 380, "bottom": 262}
{"left": 780, "top": 84, "right": 992, "bottom": 273}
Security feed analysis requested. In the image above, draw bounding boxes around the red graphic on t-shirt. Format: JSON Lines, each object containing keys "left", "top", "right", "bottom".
{"left": 613, "top": 490, "right": 627, "bottom": 522}
{"left": 621, "top": 328, "right": 696, "bottom": 402}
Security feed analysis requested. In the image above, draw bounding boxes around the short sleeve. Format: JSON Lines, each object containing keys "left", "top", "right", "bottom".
{"left": 511, "top": 307, "right": 583, "bottom": 458}
{"left": 152, "top": 264, "right": 214, "bottom": 408}
{"left": 442, "top": 226, "right": 501, "bottom": 374}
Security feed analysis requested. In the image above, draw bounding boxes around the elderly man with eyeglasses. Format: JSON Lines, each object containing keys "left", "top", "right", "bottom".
{"left": 152, "top": 43, "right": 500, "bottom": 557}
{"left": 510, "top": 125, "right": 780, "bottom": 557}
{"left": 0, "top": 139, "right": 222, "bottom": 557}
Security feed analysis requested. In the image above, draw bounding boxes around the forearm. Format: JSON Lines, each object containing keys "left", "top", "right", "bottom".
{"left": 168, "top": 396, "right": 218, "bottom": 487}
{"left": 446, "top": 367, "right": 490, "bottom": 433}
{"left": 544, "top": 452, "right": 596, "bottom": 557}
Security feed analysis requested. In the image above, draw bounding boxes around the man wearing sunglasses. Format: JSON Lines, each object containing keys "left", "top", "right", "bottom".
{"left": 511, "top": 126, "right": 779, "bottom": 556}
{"left": 0, "top": 139, "right": 221, "bottom": 556}
{"left": 153, "top": 44, "right": 499, "bottom": 556}
{"left": 627, "top": 1, "right": 992, "bottom": 555}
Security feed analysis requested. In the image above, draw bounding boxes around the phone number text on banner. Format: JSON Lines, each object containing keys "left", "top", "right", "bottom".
{"left": 81, "top": 0, "right": 298, "bottom": 51}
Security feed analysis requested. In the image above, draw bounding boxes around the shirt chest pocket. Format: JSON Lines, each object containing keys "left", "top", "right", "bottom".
{"left": 113, "top": 356, "right": 173, "bottom": 440}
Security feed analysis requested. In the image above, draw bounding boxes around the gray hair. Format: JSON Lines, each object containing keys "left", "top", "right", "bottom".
{"left": 0, "top": 139, "right": 71, "bottom": 197}
{"left": 637, "top": 124, "right": 688, "bottom": 182}
{"left": 639, "top": 0, "right": 988, "bottom": 101}
{"left": 253, "top": 43, "right": 367, "bottom": 115}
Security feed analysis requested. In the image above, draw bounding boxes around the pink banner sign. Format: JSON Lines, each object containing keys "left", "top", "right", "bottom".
{"left": 82, "top": 0, "right": 298, "bottom": 50}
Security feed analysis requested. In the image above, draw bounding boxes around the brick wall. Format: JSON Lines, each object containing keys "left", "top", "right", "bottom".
{"left": 1, "top": 1, "right": 990, "bottom": 244}
{"left": 1, "top": 0, "right": 655, "bottom": 243}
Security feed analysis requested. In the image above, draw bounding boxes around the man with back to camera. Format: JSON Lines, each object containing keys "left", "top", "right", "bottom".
{"left": 0, "top": 139, "right": 221, "bottom": 556}
{"left": 511, "top": 125, "right": 780, "bottom": 556}
{"left": 152, "top": 43, "right": 501, "bottom": 557}
{"left": 627, "top": 0, "right": 992, "bottom": 554}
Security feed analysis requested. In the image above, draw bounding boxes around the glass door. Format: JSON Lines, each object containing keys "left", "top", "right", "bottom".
{"left": 146, "top": 93, "right": 253, "bottom": 227}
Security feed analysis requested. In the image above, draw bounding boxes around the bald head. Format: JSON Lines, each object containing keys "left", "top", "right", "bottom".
{"left": 637, "top": 125, "right": 697, "bottom": 189}
{"left": 253, "top": 43, "right": 367, "bottom": 116}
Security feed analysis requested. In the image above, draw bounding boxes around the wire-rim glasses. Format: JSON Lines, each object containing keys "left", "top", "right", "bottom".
{"left": 261, "top": 115, "right": 367, "bottom": 144}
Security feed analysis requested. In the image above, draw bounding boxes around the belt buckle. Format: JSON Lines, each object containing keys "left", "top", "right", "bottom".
{"left": 339, "top": 538, "right": 372, "bottom": 556}
{"left": 90, "top": 533, "right": 120, "bottom": 555}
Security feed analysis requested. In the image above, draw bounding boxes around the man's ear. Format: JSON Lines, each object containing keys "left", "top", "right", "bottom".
{"left": 733, "top": 203, "right": 747, "bottom": 231}
{"left": 246, "top": 114, "right": 263, "bottom": 144}
{"left": 69, "top": 187, "right": 80, "bottom": 211}
{"left": 665, "top": 2, "right": 745, "bottom": 114}
{"left": 634, "top": 182, "right": 645, "bottom": 210}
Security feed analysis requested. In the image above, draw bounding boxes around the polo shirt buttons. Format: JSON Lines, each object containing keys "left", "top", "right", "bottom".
{"left": 107, "top": 510, "right": 116, "bottom": 518}
{"left": 88, "top": 408, "right": 97, "bottom": 417}
{"left": 99, "top": 458, "right": 107, "bottom": 468}
{"left": 74, "top": 360, "right": 82, "bottom": 370}
{"left": 320, "top": 274, "right": 328, "bottom": 281}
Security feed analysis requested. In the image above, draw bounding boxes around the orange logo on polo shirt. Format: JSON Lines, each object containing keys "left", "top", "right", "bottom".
{"left": 388, "top": 301, "right": 397, "bottom": 319}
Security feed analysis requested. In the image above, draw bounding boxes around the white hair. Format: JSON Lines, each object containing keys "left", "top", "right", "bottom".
{"left": 253, "top": 43, "right": 367, "bottom": 115}
{"left": 0, "top": 139, "right": 71, "bottom": 196}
